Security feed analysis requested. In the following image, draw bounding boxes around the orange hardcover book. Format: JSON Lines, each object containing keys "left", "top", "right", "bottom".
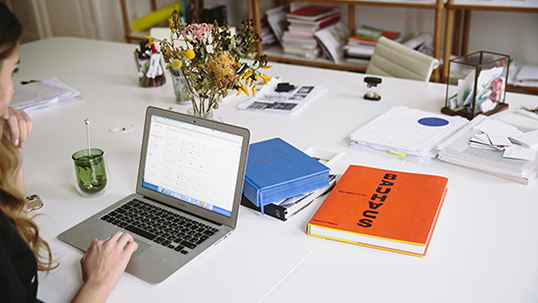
{"left": 307, "top": 165, "right": 448, "bottom": 257}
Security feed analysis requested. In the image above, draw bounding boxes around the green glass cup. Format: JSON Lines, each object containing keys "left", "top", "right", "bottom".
{"left": 72, "top": 148, "right": 108, "bottom": 197}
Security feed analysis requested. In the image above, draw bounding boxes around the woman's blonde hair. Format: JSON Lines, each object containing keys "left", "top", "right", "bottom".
{"left": 0, "top": 2, "right": 56, "bottom": 272}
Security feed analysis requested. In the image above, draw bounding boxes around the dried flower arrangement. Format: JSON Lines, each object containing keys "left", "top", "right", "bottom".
{"left": 149, "top": 9, "right": 272, "bottom": 115}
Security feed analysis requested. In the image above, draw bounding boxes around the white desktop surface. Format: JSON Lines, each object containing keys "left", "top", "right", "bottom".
{"left": 13, "top": 37, "right": 538, "bottom": 303}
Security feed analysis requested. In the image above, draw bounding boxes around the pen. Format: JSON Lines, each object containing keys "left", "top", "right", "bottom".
{"left": 21, "top": 80, "right": 40, "bottom": 85}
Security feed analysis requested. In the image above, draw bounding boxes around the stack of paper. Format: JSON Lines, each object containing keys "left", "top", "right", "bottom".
{"left": 11, "top": 78, "right": 80, "bottom": 113}
{"left": 467, "top": 119, "right": 537, "bottom": 161}
{"left": 438, "top": 115, "right": 538, "bottom": 184}
{"left": 242, "top": 137, "right": 330, "bottom": 214}
{"left": 349, "top": 106, "right": 468, "bottom": 162}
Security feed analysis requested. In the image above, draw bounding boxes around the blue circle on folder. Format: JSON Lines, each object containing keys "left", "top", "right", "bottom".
{"left": 418, "top": 117, "right": 449, "bottom": 127}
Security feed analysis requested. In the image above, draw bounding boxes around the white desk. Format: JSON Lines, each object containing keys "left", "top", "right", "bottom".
{"left": 15, "top": 37, "right": 538, "bottom": 303}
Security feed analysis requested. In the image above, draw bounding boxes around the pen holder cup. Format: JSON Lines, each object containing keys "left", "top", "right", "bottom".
{"left": 442, "top": 51, "right": 510, "bottom": 120}
{"left": 72, "top": 148, "right": 108, "bottom": 198}
{"left": 134, "top": 53, "right": 166, "bottom": 88}
{"left": 171, "top": 74, "right": 192, "bottom": 105}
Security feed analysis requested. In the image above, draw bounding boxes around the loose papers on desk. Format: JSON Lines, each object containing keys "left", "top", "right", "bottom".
{"left": 237, "top": 79, "right": 327, "bottom": 115}
{"left": 349, "top": 106, "right": 468, "bottom": 162}
{"left": 438, "top": 115, "right": 538, "bottom": 184}
{"left": 11, "top": 78, "right": 80, "bottom": 114}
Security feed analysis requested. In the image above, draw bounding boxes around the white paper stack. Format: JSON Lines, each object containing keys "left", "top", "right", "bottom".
{"left": 11, "top": 78, "right": 80, "bottom": 114}
{"left": 438, "top": 115, "right": 538, "bottom": 184}
{"left": 349, "top": 106, "right": 468, "bottom": 162}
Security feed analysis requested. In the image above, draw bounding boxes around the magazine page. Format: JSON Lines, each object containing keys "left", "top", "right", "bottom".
{"left": 237, "top": 79, "right": 327, "bottom": 115}
{"left": 314, "top": 22, "right": 348, "bottom": 63}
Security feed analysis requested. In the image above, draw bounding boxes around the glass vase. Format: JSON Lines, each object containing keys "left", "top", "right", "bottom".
{"left": 171, "top": 75, "right": 192, "bottom": 105}
{"left": 187, "top": 107, "right": 214, "bottom": 119}
{"left": 187, "top": 94, "right": 219, "bottom": 120}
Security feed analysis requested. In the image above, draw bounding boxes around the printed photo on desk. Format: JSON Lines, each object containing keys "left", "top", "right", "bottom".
{"left": 237, "top": 79, "right": 327, "bottom": 114}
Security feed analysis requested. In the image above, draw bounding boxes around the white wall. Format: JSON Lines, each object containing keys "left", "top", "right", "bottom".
{"left": 467, "top": 10, "right": 538, "bottom": 65}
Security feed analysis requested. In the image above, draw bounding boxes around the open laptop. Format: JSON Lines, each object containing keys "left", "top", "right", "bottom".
{"left": 58, "top": 106, "right": 250, "bottom": 284}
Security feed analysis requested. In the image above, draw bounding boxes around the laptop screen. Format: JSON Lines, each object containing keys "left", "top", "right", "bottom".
{"left": 142, "top": 114, "right": 244, "bottom": 218}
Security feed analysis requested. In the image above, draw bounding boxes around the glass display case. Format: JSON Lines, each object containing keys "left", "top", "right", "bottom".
{"left": 441, "top": 51, "right": 510, "bottom": 120}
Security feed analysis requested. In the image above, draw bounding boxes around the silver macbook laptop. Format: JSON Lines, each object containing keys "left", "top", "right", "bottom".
{"left": 58, "top": 106, "right": 250, "bottom": 283}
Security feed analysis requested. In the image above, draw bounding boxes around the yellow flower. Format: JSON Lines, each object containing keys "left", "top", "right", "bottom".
{"left": 207, "top": 52, "right": 237, "bottom": 86}
{"left": 172, "top": 59, "right": 182, "bottom": 69}
{"left": 260, "top": 74, "right": 271, "bottom": 85}
{"left": 252, "top": 86, "right": 256, "bottom": 97}
{"left": 143, "top": 35, "right": 154, "bottom": 48}
{"left": 168, "top": 19, "right": 176, "bottom": 32}
{"left": 236, "top": 87, "right": 242, "bottom": 96}
{"left": 242, "top": 85, "right": 249, "bottom": 96}
{"left": 185, "top": 49, "right": 195, "bottom": 60}
{"left": 243, "top": 70, "right": 253, "bottom": 79}
{"left": 262, "top": 65, "right": 273, "bottom": 69}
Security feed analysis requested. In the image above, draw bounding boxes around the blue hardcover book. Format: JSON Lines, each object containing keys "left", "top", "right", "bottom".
{"left": 243, "top": 138, "right": 330, "bottom": 213}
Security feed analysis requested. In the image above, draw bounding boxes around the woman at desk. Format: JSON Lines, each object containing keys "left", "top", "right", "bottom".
{"left": 0, "top": 3, "right": 137, "bottom": 302}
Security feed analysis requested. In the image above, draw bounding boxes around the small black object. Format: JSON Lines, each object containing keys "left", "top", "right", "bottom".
{"left": 275, "top": 82, "right": 295, "bottom": 92}
{"left": 364, "top": 77, "right": 382, "bottom": 88}
{"left": 363, "top": 77, "right": 382, "bottom": 101}
{"left": 364, "top": 92, "right": 381, "bottom": 101}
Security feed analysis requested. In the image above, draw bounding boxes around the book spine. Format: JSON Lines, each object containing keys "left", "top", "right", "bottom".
{"left": 240, "top": 196, "right": 287, "bottom": 221}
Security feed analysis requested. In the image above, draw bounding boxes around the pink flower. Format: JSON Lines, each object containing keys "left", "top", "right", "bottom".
{"left": 181, "top": 23, "right": 213, "bottom": 40}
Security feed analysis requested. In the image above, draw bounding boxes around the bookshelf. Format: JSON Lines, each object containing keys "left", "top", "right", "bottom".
{"left": 247, "top": 0, "right": 445, "bottom": 82}
{"left": 443, "top": 0, "right": 538, "bottom": 94}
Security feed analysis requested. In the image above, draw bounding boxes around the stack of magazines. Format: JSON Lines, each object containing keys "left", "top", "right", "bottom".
{"left": 349, "top": 106, "right": 468, "bottom": 162}
{"left": 282, "top": 5, "right": 340, "bottom": 58}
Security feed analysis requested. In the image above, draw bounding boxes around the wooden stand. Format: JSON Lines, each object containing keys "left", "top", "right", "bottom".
{"left": 441, "top": 103, "right": 509, "bottom": 120}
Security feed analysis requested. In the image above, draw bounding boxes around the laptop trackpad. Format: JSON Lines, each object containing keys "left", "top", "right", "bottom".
{"left": 131, "top": 240, "right": 150, "bottom": 259}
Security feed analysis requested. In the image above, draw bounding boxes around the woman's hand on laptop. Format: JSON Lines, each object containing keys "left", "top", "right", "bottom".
{"left": 71, "top": 231, "right": 138, "bottom": 303}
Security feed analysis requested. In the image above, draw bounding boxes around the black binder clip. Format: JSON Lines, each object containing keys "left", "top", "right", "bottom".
{"left": 275, "top": 82, "right": 295, "bottom": 92}
{"left": 363, "top": 77, "right": 382, "bottom": 101}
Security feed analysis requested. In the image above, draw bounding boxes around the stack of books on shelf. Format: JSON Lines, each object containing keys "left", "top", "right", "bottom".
{"left": 344, "top": 25, "right": 400, "bottom": 65}
{"left": 260, "top": 14, "right": 277, "bottom": 46}
{"left": 241, "top": 138, "right": 331, "bottom": 220}
{"left": 282, "top": 5, "right": 340, "bottom": 59}
{"left": 265, "top": 5, "right": 287, "bottom": 46}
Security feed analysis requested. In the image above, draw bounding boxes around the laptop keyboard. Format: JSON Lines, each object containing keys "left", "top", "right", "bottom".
{"left": 100, "top": 199, "right": 219, "bottom": 255}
